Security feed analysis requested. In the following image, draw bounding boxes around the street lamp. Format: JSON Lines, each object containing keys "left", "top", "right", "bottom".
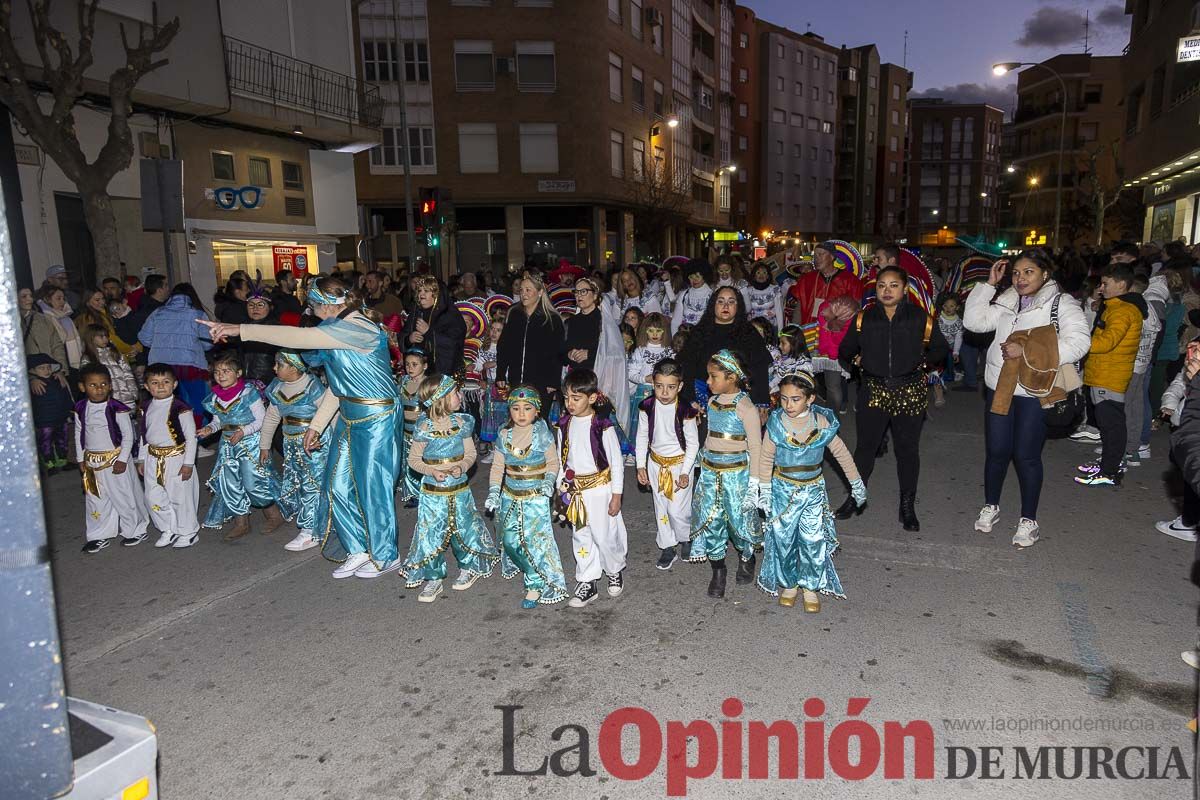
{"left": 1006, "top": 164, "right": 1016, "bottom": 174}
{"left": 993, "top": 60, "right": 1068, "bottom": 250}
{"left": 1029, "top": 176, "right": 1040, "bottom": 187}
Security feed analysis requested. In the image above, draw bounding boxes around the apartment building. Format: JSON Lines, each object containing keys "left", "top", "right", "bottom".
{"left": 875, "top": 62, "right": 912, "bottom": 240}
{"left": 834, "top": 44, "right": 880, "bottom": 245}
{"left": 907, "top": 100, "right": 1004, "bottom": 249}
{"left": 354, "top": 0, "right": 733, "bottom": 275}
{"left": 7, "top": 0, "right": 373, "bottom": 302}
{"left": 1006, "top": 53, "right": 1124, "bottom": 246}
{"left": 1122, "top": 0, "right": 1200, "bottom": 244}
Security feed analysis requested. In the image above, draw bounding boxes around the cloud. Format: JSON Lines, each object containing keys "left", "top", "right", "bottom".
{"left": 910, "top": 82, "right": 1016, "bottom": 110}
{"left": 1016, "top": 4, "right": 1128, "bottom": 48}
{"left": 1094, "top": 4, "right": 1127, "bottom": 28}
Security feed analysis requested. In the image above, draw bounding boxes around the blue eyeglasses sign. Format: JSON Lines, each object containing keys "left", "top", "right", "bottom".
{"left": 214, "top": 185, "right": 264, "bottom": 210}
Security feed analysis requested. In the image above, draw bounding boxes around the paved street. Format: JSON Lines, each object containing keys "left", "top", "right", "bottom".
{"left": 47, "top": 395, "right": 1195, "bottom": 799}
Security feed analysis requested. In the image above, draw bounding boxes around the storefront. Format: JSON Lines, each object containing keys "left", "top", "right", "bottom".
{"left": 1142, "top": 166, "right": 1200, "bottom": 245}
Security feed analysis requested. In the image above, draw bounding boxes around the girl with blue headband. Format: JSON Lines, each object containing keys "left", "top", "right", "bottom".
{"left": 400, "top": 373, "right": 500, "bottom": 602}
{"left": 689, "top": 348, "right": 764, "bottom": 598}
{"left": 397, "top": 347, "right": 429, "bottom": 508}
{"left": 258, "top": 350, "right": 331, "bottom": 553}
{"left": 484, "top": 385, "right": 568, "bottom": 608}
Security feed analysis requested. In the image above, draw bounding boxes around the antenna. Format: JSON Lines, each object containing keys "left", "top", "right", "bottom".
{"left": 1083, "top": 9, "right": 1090, "bottom": 53}
{"left": 903, "top": 30, "right": 908, "bottom": 68}
{"left": 806, "top": 21, "right": 811, "bottom": 33}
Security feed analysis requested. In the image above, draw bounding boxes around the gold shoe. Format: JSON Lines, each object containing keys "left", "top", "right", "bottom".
{"left": 802, "top": 589, "right": 820, "bottom": 613}
{"left": 778, "top": 589, "right": 798, "bottom": 608}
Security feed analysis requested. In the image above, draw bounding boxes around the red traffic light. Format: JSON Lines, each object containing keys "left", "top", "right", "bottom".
{"left": 421, "top": 200, "right": 437, "bottom": 216}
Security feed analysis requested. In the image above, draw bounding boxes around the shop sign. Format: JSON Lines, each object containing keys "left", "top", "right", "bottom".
{"left": 14, "top": 143, "right": 41, "bottom": 166}
{"left": 537, "top": 179, "right": 576, "bottom": 193}
{"left": 1178, "top": 35, "right": 1200, "bottom": 63}
{"left": 213, "top": 185, "right": 264, "bottom": 210}
{"left": 273, "top": 245, "right": 305, "bottom": 272}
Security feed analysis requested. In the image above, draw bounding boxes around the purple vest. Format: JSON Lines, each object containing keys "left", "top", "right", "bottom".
{"left": 639, "top": 396, "right": 697, "bottom": 452}
{"left": 556, "top": 413, "right": 612, "bottom": 472}
{"left": 139, "top": 396, "right": 192, "bottom": 446}
{"left": 74, "top": 398, "right": 131, "bottom": 451}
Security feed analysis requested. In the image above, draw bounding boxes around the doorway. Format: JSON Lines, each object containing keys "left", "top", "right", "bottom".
{"left": 54, "top": 193, "right": 95, "bottom": 290}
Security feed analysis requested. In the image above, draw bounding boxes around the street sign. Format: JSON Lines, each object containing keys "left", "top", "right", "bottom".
{"left": 1178, "top": 35, "right": 1200, "bottom": 62}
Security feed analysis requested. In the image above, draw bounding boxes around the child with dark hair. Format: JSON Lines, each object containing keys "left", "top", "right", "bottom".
{"left": 626, "top": 312, "right": 675, "bottom": 456}
{"left": 398, "top": 347, "right": 429, "bottom": 507}
{"left": 635, "top": 359, "right": 699, "bottom": 570}
{"left": 556, "top": 368, "right": 628, "bottom": 607}
{"left": 197, "top": 351, "right": 284, "bottom": 538}
{"left": 75, "top": 363, "right": 149, "bottom": 552}
{"left": 689, "top": 349, "right": 764, "bottom": 598}
{"left": 756, "top": 370, "right": 864, "bottom": 611}
{"left": 138, "top": 363, "right": 200, "bottom": 548}
{"left": 772, "top": 325, "right": 813, "bottom": 393}
{"left": 28, "top": 353, "right": 73, "bottom": 473}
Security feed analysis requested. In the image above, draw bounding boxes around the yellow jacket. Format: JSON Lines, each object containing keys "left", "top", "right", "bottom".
{"left": 1082, "top": 294, "right": 1146, "bottom": 394}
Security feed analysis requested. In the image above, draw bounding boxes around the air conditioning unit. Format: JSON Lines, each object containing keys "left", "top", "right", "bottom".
{"left": 496, "top": 56, "right": 515, "bottom": 76}
{"left": 138, "top": 131, "right": 161, "bottom": 159}
{"left": 645, "top": 7, "right": 663, "bottom": 26}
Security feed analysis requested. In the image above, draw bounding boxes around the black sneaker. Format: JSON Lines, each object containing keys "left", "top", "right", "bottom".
{"left": 82, "top": 539, "right": 110, "bottom": 554}
{"left": 678, "top": 540, "right": 692, "bottom": 561}
{"left": 568, "top": 581, "right": 598, "bottom": 608}
{"left": 606, "top": 571, "right": 624, "bottom": 597}
{"left": 120, "top": 533, "right": 148, "bottom": 547}
{"left": 655, "top": 547, "right": 678, "bottom": 571}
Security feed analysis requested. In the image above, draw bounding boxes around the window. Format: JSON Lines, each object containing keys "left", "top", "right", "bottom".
{"left": 823, "top": 148, "right": 832, "bottom": 163}
{"left": 738, "top": 135, "right": 748, "bottom": 150}
{"left": 362, "top": 40, "right": 398, "bottom": 82}
{"left": 775, "top": 139, "right": 784, "bottom": 155}
{"left": 609, "top": 52, "right": 623, "bottom": 101}
{"left": 776, "top": 171, "right": 783, "bottom": 184}
{"left": 792, "top": 144, "right": 801, "bottom": 157}
{"left": 809, "top": 175, "right": 816, "bottom": 190}
{"left": 793, "top": 173, "right": 802, "bottom": 187}
{"left": 827, "top": 61, "right": 834, "bottom": 75}
{"left": 1083, "top": 83, "right": 1102, "bottom": 104}
{"left": 892, "top": 82, "right": 900, "bottom": 100}
{"left": 776, "top": 76, "right": 785, "bottom": 92}
{"left": 739, "top": 32, "right": 748, "bottom": 48}
{"left": 248, "top": 156, "right": 271, "bottom": 186}
{"left": 827, "top": 90, "right": 834, "bottom": 105}
{"left": 516, "top": 41, "right": 555, "bottom": 91}
{"left": 738, "top": 102, "right": 748, "bottom": 118}
{"left": 794, "top": 81, "right": 803, "bottom": 96}
{"left": 519, "top": 123, "right": 558, "bottom": 173}
{"left": 809, "top": 146, "right": 817, "bottom": 161}
{"left": 608, "top": 0, "right": 621, "bottom": 23}
{"left": 794, "top": 50, "right": 803, "bottom": 64}
{"left": 921, "top": 119, "right": 943, "bottom": 159}
{"left": 889, "top": 160, "right": 898, "bottom": 175}
{"left": 793, "top": 204, "right": 800, "bottom": 217}
{"left": 738, "top": 168, "right": 747, "bottom": 184}
{"left": 807, "top": 117, "right": 818, "bottom": 131}
{"left": 282, "top": 161, "right": 303, "bottom": 190}
{"left": 775, "top": 202, "right": 783, "bottom": 217}
{"left": 824, "top": 178, "right": 831, "bottom": 190}
{"left": 821, "top": 120, "right": 832, "bottom": 134}
{"left": 846, "top": 66, "right": 858, "bottom": 82}
{"left": 1079, "top": 121, "right": 1098, "bottom": 142}
{"left": 631, "top": 65, "right": 645, "bottom": 111}
{"left": 372, "top": 128, "right": 403, "bottom": 167}
{"left": 777, "top": 43, "right": 785, "bottom": 58}
{"left": 771, "top": 108, "right": 785, "bottom": 123}
{"left": 404, "top": 42, "right": 430, "bottom": 82}
{"left": 632, "top": 138, "right": 645, "bottom": 179}
{"left": 791, "top": 113, "right": 803, "bottom": 127}
{"left": 811, "top": 56, "right": 820, "bottom": 71}
{"left": 653, "top": 80, "right": 664, "bottom": 115}
{"left": 458, "top": 123, "right": 499, "bottom": 172}
{"left": 455, "top": 41, "right": 495, "bottom": 90}
{"left": 211, "top": 151, "right": 234, "bottom": 181}
{"left": 738, "top": 68, "right": 748, "bottom": 83}
{"left": 889, "top": 135, "right": 898, "bottom": 153}
{"left": 810, "top": 86, "right": 819, "bottom": 100}
{"left": 631, "top": 0, "right": 643, "bottom": 38}
{"left": 866, "top": 130, "right": 873, "bottom": 143}
{"left": 610, "top": 130, "right": 624, "bottom": 177}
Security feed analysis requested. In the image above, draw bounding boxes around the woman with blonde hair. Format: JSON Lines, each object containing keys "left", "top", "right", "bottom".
{"left": 612, "top": 268, "right": 663, "bottom": 316}
{"left": 401, "top": 274, "right": 466, "bottom": 376}
{"left": 496, "top": 273, "right": 566, "bottom": 416}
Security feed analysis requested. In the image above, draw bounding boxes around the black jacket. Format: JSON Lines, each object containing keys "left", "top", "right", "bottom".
{"left": 678, "top": 321, "right": 773, "bottom": 405}
{"left": 496, "top": 303, "right": 566, "bottom": 392}
{"left": 838, "top": 302, "right": 950, "bottom": 380}
{"left": 401, "top": 291, "right": 467, "bottom": 376}
{"left": 271, "top": 287, "right": 303, "bottom": 317}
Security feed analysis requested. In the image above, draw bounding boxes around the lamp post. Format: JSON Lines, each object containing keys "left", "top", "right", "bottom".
{"left": 994, "top": 61, "right": 1068, "bottom": 252}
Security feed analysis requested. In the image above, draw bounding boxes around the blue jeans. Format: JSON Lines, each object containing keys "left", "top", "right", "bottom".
{"left": 984, "top": 390, "right": 1047, "bottom": 520}
{"left": 960, "top": 341, "right": 980, "bottom": 388}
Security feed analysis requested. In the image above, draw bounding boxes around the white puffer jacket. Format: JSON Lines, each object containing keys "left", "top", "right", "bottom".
{"left": 963, "top": 280, "right": 1092, "bottom": 397}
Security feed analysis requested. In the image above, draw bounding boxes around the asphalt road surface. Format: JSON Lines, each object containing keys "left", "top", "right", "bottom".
{"left": 47, "top": 394, "right": 1197, "bottom": 799}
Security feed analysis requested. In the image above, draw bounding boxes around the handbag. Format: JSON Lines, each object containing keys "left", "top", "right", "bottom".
{"left": 1042, "top": 294, "right": 1085, "bottom": 429}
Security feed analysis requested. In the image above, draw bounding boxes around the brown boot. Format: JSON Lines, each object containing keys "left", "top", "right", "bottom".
{"left": 261, "top": 504, "right": 285, "bottom": 534}
{"left": 223, "top": 515, "right": 251, "bottom": 541}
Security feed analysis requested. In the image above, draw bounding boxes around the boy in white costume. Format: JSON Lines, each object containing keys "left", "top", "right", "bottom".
{"left": 138, "top": 363, "right": 200, "bottom": 548}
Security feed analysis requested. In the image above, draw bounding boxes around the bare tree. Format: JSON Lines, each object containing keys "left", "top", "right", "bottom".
{"left": 1080, "top": 140, "right": 1130, "bottom": 247}
{"left": 0, "top": 0, "right": 179, "bottom": 280}
{"left": 625, "top": 154, "right": 692, "bottom": 259}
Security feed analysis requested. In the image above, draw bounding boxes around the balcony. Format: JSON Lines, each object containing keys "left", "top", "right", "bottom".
{"left": 693, "top": 152, "right": 716, "bottom": 174}
{"left": 693, "top": 101, "right": 715, "bottom": 130}
{"left": 692, "top": 48, "right": 716, "bottom": 82}
{"left": 224, "top": 36, "right": 384, "bottom": 132}
{"left": 692, "top": 0, "right": 716, "bottom": 33}
{"left": 1012, "top": 100, "right": 1085, "bottom": 126}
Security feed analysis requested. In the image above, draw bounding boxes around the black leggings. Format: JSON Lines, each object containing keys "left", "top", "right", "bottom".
{"left": 852, "top": 399, "right": 925, "bottom": 496}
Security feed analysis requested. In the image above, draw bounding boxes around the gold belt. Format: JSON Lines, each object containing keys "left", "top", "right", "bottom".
{"left": 283, "top": 415, "right": 312, "bottom": 426}
{"left": 422, "top": 455, "right": 461, "bottom": 466}
{"left": 701, "top": 455, "right": 747, "bottom": 472}
{"left": 507, "top": 462, "right": 546, "bottom": 474}
{"left": 342, "top": 396, "right": 394, "bottom": 406}
{"left": 503, "top": 485, "right": 543, "bottom": 499}
{"left": 708, "top": 430, "right": 746, "bottom": 441}
{"left": 564, "top": 467, "right": 612, "bottom": 529}
{"left": 423, "top": 481, "right": 468, "bottom": 495}
{"left": 774, "top": 466, "right": 823, "bottom": 486}
{"left": 506, "top": 470, "right": 545, "bottom": 482}
{"left": 82, "top": 447, "right": 122, "bottom": 497}
{"left": 147, "top": 442, "right": 186, "bottom": 487}
{"left": 649, "top": 451, "right": 686, "bottom": 500}
{"left": 221, "top": 425, "right": 242, "bottom": 433}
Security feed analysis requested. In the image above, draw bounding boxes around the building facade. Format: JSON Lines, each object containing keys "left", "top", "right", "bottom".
{"left": 354, "top": 0, "right": 734, "bottom": 276}
{"left": 1006, "top": 53, "right": 1124, "bottom": 247}
{"left": 730, "top": 4, "right": 762, "bottom": 236}
{"left": 834, "top": 44, "right": 880, "bottom": 245}
{"left": 875, "top": 62, "right": 912, "bottom": 241}
{"left": 1122, "top": 0, "right": 1200, "bottom": 244}
{"left": 907, "top": 100, "right": 1003, "bottom": 249}
{"left": 7, "top": 0, "right": 373, "bottom": 301}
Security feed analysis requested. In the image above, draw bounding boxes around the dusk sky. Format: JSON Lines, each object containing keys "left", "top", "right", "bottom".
{"left": 746, "top": 0, "right": 1131, "bottom": 113}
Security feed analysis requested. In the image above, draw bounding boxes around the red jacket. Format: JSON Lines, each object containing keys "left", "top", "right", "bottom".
{"left": 787, "top": 269, "right": 864, "bottom": 325}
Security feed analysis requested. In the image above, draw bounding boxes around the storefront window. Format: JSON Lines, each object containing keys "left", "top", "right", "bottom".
{"left": 212, "top": 240, "right": 318, "bottom": 285}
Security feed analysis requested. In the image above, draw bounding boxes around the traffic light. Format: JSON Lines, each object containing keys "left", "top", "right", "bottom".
{"left": 418, "top": 187, "right": 441, "bottom": 248}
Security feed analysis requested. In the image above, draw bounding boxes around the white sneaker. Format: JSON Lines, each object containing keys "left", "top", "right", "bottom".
{"left": 1070, "top": 427, "right": 1101, "bottom": 442}
{"left": 196, "top": 444, "right": 216, "bottom": 459}
{"left": 479, "top": 450, "right": 494, "bottom": 464}
{"left": 624, "top": 453, "right": 636, "bottom": 467}
{"left": 171, "top": 532, "right": 198, "bottom": 549}
{"left": 355, "top": 558, "right": 402, "bottom": 578}
{"left": 1137, "top": 445, "right": 1151, "bottom": 460}
{"left": 1155, "top": 516, "right": 1199, "bottom": 542}
{"left": 418, "top": 579, "right": 443, "bottom": 602}
{"left": 1124, "top": 451, "right": 1141, "bottom": 466}
{"left": 452, "top": 571, "right": 481, "bottom": 591}
{"left": 1012, "top": 518, "right": 1040, "bottom": 548}
{"left": 284, "top": 532, "right": 319, "bottom": 552}
{"left": 154, "top": 531, "right": 177, "bottom": 548}
{"left": 974, "top": 504, "right": 1000, "bottom": 533}
{"left": 1182, "top": 650, "right": 1199, "bottom": 670}
{"left": 332, "top": 552, "right": 371, "bottom": 579}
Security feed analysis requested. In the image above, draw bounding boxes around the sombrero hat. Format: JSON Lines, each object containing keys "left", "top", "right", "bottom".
{"left": 817, "top": 240, "right": 866, "bottom": 279}
{"left": 455, "top": 300, "right": 488, "bottom": 338}
{"left": 946, "top": 254, "right": 994, "bottom": 297}
{"left": 956, "top": 235, "right": 1006, "bottom": 260}
{"left": 483, "top": 293, "right": 513, "bottom": 318}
